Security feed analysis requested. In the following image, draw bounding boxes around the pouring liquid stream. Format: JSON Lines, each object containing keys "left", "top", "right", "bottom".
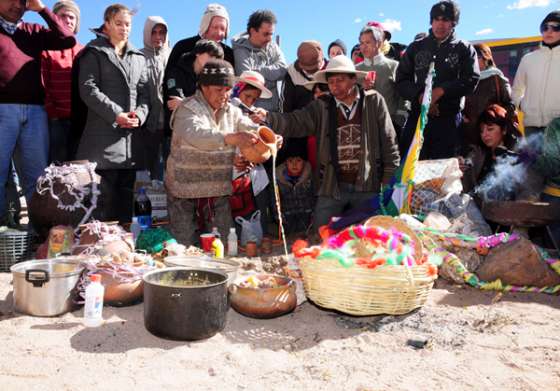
{"left": 270, "top": 146, "right": 288, "bottom": 256}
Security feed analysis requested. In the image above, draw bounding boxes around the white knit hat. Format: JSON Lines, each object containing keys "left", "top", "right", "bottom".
{"left": 199, "top": 3, "right": 230, "bottom": 40}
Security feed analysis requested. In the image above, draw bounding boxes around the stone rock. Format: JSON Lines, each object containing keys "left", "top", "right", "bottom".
{"left": 476, "top": 236, "right": 560, "bottom": 287}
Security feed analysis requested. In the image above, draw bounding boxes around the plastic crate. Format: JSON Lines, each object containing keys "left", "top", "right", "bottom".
{"left": 0, "top": 229, "right": 33, "bottom": 272}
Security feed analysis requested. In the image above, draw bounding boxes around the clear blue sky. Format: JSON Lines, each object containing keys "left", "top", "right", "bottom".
{"left": 27, "top": 0, "right": 559, "bottom": 61}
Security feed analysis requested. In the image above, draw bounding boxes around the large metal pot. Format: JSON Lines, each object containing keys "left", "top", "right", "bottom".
{"left": 10, "top": 258, "right": 85, "bottom": 317}
{"left": 164, "top": 255, "right": 239, "bottom": 284}
{"left": 143, "top": 267, "right": 229, "bottom": 341}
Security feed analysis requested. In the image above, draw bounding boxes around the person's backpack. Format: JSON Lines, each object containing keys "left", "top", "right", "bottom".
{"left": 229, "top": 174, "right": 256, "bottom": 218}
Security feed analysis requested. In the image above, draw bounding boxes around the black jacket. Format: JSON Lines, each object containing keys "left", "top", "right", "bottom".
{"left": 166, "top": 34, "right": 234, "bottom": 72}
{"left": 164, "top": 52, "right": 197, "bottom": 101}
{"left": 396, "top": 29, "right": 479, "bottom": 116}
{"left": 280, "top": 62, "right": 315, "bottom": 113}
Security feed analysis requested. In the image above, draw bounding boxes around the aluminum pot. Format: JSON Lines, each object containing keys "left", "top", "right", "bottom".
{"left": 164, "top": 255, "right": 239, "bottom": 284}
{"left": 10, "top": 258, "right": 85, "bottom": 317}
{"left": 143, "top": 267, "right": 229, "bottom": 341}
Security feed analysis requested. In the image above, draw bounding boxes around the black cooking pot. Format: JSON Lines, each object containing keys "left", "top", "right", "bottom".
{"left": 143, "top": 267, "right": 229, "bottom": 340}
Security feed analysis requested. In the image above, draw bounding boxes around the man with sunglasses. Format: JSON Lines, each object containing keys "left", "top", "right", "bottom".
{"left": 396, "top": 0, "right": 479, "bottom": 159}
{"left": 512, "top": 10, "right": 560, "bottom": 136}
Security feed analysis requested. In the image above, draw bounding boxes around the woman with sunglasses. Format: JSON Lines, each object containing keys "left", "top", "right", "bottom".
{"left": 512, "top": 10, "right": 560, "bottom": 136}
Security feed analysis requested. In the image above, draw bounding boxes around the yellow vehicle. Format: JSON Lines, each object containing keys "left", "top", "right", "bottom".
{"left": 472, "top": 36, "right": 542, "bottom": 83}
{"left": 472, "top": 36, "right": 543, "bottom": 134}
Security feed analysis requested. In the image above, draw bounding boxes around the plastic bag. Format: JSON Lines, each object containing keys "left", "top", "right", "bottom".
{"left": 235, "top": 210, "right": 263, "bottom": 246}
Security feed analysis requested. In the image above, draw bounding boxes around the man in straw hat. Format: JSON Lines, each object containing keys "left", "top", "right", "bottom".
{"left": 396, "top": 0, "right": 479, "bottom": 159}
{"left": 252, "top": 55, "right": 400, "bottom": 230}
{"left": 165, "top": 59, "right": 262, "bottom": 246}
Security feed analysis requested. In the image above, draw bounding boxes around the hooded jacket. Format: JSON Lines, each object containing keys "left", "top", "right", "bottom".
{"left": 280, "top": 61, "right": 320, "bottom": 113}
{"left": 74, "top": 34, "right": 149, "bottom": 170}
{"left": 232, "top": 33, "right": 287, "bottom": 112}
{"left": 140, "top": 16, "right": 171, "bottom": 132}
{"left": 396, "top": 29, "right": 479, "bottom": 116}
{"left": 512, "top": 45, "right": 560, "bottom": 128}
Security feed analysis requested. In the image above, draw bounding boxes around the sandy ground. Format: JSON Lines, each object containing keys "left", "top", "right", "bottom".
{"left": 0, "top": 272, "right": 559, "bottom": 391}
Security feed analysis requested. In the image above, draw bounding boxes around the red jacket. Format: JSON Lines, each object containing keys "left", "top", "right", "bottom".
{"left": 42, "top": 43, "right": 83, "bottom": 119}
{"left": 0, "top": 8, "right": 76, "bottom": 104}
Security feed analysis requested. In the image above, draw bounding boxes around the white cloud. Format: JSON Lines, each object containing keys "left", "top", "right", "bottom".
{"left": 379, "top": 12, "right": 385, "bottom": 17}
{"left": 507, "top": 0, "right": 551, "bottom": 10}
{"left": 382, "top": 18, "right": 402, "bottom": 32}
{"left": 475, "top": 28, "right": 495, "bottom": 36}
{"left": 354, "top": 17, "right": 363, "bottom": 24}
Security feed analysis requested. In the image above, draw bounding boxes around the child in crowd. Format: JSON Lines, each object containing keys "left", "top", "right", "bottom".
{"left": 275, "top": 142, "right": 314, "bottom": 234}
{"left": 230, "top": 71, "right": 274, "bottom": 234}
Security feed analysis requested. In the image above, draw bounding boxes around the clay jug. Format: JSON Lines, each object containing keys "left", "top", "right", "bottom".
{"left": 240, "top": 126, "right": 278, "bottom": 164}
{"left": 29, "top": 161, "right": 101, "bottom": 239}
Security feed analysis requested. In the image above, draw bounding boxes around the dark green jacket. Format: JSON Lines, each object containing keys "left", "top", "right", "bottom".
{"left": 534, "top": 117, "right": 560, "bottom": 190}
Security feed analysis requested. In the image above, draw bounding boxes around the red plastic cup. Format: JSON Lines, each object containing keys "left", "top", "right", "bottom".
{"left": 366, "top": 71, "right": 376, "bottom": 84}
{"left": 200, "top": 234, "right": 215, "bottom": 252}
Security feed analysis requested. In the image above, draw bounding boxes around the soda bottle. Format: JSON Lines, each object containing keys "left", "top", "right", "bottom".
{"left": 227, "top": 227, "right": 238, "bottom": 256}
{"left": 84, "top": 274, "right": 104, "bottom": 327}
{"left": 134, "top": 187, "right": 152, "bottom": 229}
{"left": 211, "top": 226, "right": 221, "bottom": 238}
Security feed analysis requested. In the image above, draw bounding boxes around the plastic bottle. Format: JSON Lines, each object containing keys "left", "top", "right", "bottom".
{"left": 211, "top": 226, "right": 221, "bottom": 238}
{"left": 227, "top": 227, "right": 238, "bottom": 256}
{"left": 134, "top": 187, "right": 152, "bottom": 230}
{"left": 211, "top": 238, "right": 224, "bottom": 259}
{"left": 130, "top": 216, "right": 141, "bottom": 241}
{"left": 84, "top": 274, "right": 104, "bottom": 327}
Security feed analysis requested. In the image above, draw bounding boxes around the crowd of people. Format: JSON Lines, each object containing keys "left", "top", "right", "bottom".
{"left": 0, "top": 0, "right": 559, "bottom": 246}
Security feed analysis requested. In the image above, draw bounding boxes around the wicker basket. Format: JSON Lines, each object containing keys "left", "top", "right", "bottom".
{"left": 0, "top": 229, "right": 33, "bottom": 272}
{"left": 299, "top": 257, "right": 436, "bottom": 316}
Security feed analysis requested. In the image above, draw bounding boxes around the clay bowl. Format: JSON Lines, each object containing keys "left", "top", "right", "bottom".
{"left": 229, "top": 274, "right": 296, "bottom": 319}
{"left": 240, "top": 126, "right": 278, "bottom": 164}
{"left": 100, "top": 272, "right": 144, "bottom": 306}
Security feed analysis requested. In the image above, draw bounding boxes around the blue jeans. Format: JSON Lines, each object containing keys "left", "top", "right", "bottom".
{"left": 313, "top": 183, "right": 376, "bottom": 228}
{"left": 0, "top": 104, "right": 48, "bottom": 218}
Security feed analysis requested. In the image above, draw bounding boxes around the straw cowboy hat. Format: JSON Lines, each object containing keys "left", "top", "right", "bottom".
{"left": 313, "top": 55, "right": 367, "bottom": 84}
{"left": 236, "top": 71, "right": 273, "bottom": 99}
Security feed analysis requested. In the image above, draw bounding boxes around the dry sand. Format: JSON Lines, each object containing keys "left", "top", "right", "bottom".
{"left": 0, "top": 273, "right": 559, "bottom": 391}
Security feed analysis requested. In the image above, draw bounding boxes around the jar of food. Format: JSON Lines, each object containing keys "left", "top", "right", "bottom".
{"left": 261, "top": 237, "right": 272, "bottom": 254}
{"left": 245, "top": 241, "right": 258, "bottom": 257}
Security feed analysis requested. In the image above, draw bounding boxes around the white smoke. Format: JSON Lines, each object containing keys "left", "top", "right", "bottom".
{"left": 475, "top": 133, "right": 544, "bottom": 201}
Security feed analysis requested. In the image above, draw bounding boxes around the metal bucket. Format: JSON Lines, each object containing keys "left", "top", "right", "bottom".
{"left": 10, "top": 258, "right": 85, "bottom": 317}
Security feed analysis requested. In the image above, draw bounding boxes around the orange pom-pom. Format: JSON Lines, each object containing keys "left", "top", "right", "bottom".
{"left": 292, "top": 239, "right": 308, "bottom": 254}
{"left": 427, "top": 264, "right": 438, "bottom": 276}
